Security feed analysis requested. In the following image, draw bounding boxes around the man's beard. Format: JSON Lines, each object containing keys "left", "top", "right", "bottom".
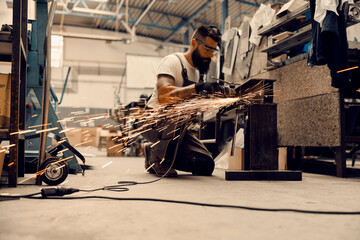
{"left": 191, "top": 47, "right": 211, "bottom": 74}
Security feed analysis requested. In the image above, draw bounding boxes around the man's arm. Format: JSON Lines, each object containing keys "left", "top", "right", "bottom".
{"left": 157, "top": 74, "right": 196, "bottom": 105}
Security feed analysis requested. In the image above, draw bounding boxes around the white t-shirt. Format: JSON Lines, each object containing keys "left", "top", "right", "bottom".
{"left": 146, "top": 53, "right": 200, "bottom": 108}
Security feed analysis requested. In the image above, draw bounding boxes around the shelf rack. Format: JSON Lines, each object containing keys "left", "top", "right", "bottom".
{"left": 0, "top": 0, "right": 28, "bottom": 187}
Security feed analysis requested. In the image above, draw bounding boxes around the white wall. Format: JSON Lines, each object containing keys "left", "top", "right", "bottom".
{"left": 0, "top": 1, "right": 12, "bottom": 25}
{"left": 126, "top": 54, "right": 162, "bottom": 88}
{"left": 347, "top": 23, "right": 360, "bottom": 42}
{"left": 51, "top": 26, "right": 183, "bottom": 110}
{"left": 0, "top": 0, "right": 34, "bottom": 75}
{"left": 0, "top": 0, "right": 36, "bottom": 29}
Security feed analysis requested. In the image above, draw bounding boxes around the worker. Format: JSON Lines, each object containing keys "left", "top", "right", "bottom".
{"left": 142, "top": 25, "right": 223, "bottom": 177}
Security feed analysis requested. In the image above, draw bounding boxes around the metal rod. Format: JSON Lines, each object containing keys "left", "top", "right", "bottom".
{"left": 18, "top": 0, "right": 29, "bottom": 178}
{"left": 133, "top": 0, "right": 157, "bottom": 27}
{"left": 114, "top": 0, "right": 125, "bottom": 32}
{"left": 230, "top": 107, "right": 240, "bottom": 156}
{"left": 46, "top": 0, "right": 57, "bottom": 38}
{"left": 52, "top": 30, "right": 190, "bottom": 48}
{"left": 38, "top": 0, "right": 57, "bottom": 183}
{"left": 215, "top": 111, "right": 221, "bottom": 146}
{"left": 38, "top": 65, "right": 50, "bottom": 182}
{"left": 125, "top": 0, "right": 129, "bottom": 24}
{"left": 211, "top": 76, "right": 241, "bottom": 85}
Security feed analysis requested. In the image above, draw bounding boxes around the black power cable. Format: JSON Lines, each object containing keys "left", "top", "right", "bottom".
{"left": 1, "top": 191, "right": 360, "bottom": 215}
{"left": 2, "top": 119, "right": 359, "bottom": 216}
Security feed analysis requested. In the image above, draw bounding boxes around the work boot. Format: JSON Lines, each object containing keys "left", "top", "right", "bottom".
{"left": 150, "top": 160, "right": 178, "bottom": 177}
{"left": 143, "top": 143, "right": 155, "bottom": 174}
{"left": 143, "top": 143, "right": 177, "bottom": 177}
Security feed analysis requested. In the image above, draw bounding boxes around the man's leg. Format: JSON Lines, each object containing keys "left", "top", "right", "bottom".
{"left": 141, "top": 119, "right": 179, "bottom": 177}
{"left": 171, "top": 130, "right": 214, "bottom": 176}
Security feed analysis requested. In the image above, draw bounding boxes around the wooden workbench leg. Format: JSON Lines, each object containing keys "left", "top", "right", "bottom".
{"left": 335, "top": 146, "right": 346, "bottom": 177}
{"left": 336, "top": 89, "right": 346, "bottom": 177}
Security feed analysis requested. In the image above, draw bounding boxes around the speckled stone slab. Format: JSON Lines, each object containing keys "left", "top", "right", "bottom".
{"left": 242, "top": 59, "right": 338, "bottom": 102}
{"left": 238, "top": 59, "right": 341, "bottom": 146}
{"left": 277, "top": 92, "right": 341, "bottom": 146}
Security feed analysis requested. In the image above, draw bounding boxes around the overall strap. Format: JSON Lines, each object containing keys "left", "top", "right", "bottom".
{"left": 174, "top": 54, "right": 196, "bottom": 87}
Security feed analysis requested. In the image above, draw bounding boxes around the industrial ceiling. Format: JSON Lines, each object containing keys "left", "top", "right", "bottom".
{"left": 52, "top": 0, "right": 275, "bottom": 44}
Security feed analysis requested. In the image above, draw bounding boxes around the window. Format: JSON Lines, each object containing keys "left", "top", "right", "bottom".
{"left": 51, "top": 35, "right": 63, "bottom": 68}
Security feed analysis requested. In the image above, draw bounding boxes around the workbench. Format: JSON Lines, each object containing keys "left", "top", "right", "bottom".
{"left": 226, "top": 1, "right": 360, "bottom": 177}
{"left": 244, "top": 50, "right": 359, "bottom": 177}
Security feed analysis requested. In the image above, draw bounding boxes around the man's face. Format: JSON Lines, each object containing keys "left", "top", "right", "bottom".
{"left": 191, "top": 37, "right": 218, "bottom": 74}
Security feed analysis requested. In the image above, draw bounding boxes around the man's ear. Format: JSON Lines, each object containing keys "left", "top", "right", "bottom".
{"left": 190, "top": 38, "right": 197, "bottom": 48}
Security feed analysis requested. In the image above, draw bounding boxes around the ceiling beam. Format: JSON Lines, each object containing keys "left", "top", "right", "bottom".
{"left": 133, "top": 0, "right": 157, "bottom": 28}
{"left": 235, "top": 0, "right": 260, "bottom": 7}
{"left": 163, "top": 0, "right": 215, "bottom": 42}
{"left": 221, "top": 0, "right": 228, "bottom": 33}
{"left": 99, "top": 0, "right": 125, "bottom": 30}
{"left": 54, "top": 0, "right": 185, "bottom": 34}
{"left": 62, "top": 0, "right": 186, "bottom": 19}
{"left": 52, "top": 29, "right": 190, "bottom": 48}
{"left": 55, "top": 11, "right": 175, "bottom": 31}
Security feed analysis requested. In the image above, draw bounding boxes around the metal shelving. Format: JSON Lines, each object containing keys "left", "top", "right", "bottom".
{"left": 0, "top": 0, "right": 28, "bottom": 187}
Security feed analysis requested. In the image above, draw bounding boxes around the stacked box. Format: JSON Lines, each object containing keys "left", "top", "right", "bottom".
{"left": 0, "top": 74, "right": 11, "bottom": 128}
{"left": 0, "top": 147, "right": 5, "bottom": 178}
{"left": 228, "top": 146, "right": 244, "bottom": 170}
{"left": 106, "top": 137, "right": 123, "bottom": 157}
{"left": 80, "top": 128, "right": 98, "bottom": 147}
{"left": 65, "top": 128, "right": 82, "bottom": 146}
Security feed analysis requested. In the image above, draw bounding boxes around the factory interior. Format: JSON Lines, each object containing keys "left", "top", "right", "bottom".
{"left": 1, "top": 0, "right": 360, "bottom": 239}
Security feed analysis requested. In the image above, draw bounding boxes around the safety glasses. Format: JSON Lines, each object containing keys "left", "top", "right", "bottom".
{"left": 195, "top": 39, "right": 219, "bottom": 54}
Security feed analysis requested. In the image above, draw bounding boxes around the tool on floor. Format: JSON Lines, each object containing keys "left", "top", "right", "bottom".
{"left": 24, "top": 134, "right": 86, "bottom": 185}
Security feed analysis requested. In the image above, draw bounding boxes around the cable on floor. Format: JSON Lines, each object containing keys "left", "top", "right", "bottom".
{"left": 1, "top": 192, "right": 360, "bottom": 215}
{"left": 2, "top": 121, "right": 359, "bottom": 215}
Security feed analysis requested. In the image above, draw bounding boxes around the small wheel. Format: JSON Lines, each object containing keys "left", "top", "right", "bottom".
{"left": 40, "top": 157, "right": 69, "bottom": 185}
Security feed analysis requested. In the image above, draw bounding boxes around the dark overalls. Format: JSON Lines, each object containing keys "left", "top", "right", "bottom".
{"left": 141, "top": 55, "right": 214, "bottom": 175}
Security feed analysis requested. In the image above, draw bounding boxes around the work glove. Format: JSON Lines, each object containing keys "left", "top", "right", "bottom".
{"left": 195, "top": 82, "right": 221, "bottom": 94}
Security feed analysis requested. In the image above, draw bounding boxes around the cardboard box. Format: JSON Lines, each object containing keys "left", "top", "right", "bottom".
{"left": 228, "top": 146, "right": 244, "bottom": 170}
{"left": 278, "top": 147, "right": 288, "bottom": 170}
{"left": 0, "top": 147, "right": 5, "bottom": 179}
{"left": 106, "top": 137, "right": 123, "bottom": 157}
{"left": 0, "top": 74, "right": 11, "bottom": 128}
{"left": 99, "top": 128, "right": 122, "bottom": 149}
{"left": 228, "top": 146, "right": 288, "bottom": 170}
{"left": 80, "top": 128, "right": 98, "bottom": 147}
{"left": 65, "top": 128, "right": 82, "bottom": 146}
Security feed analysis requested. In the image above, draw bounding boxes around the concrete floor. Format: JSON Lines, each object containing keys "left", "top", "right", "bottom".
{"left": 1, "top": 147, "right": 360, "bottom": 240}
